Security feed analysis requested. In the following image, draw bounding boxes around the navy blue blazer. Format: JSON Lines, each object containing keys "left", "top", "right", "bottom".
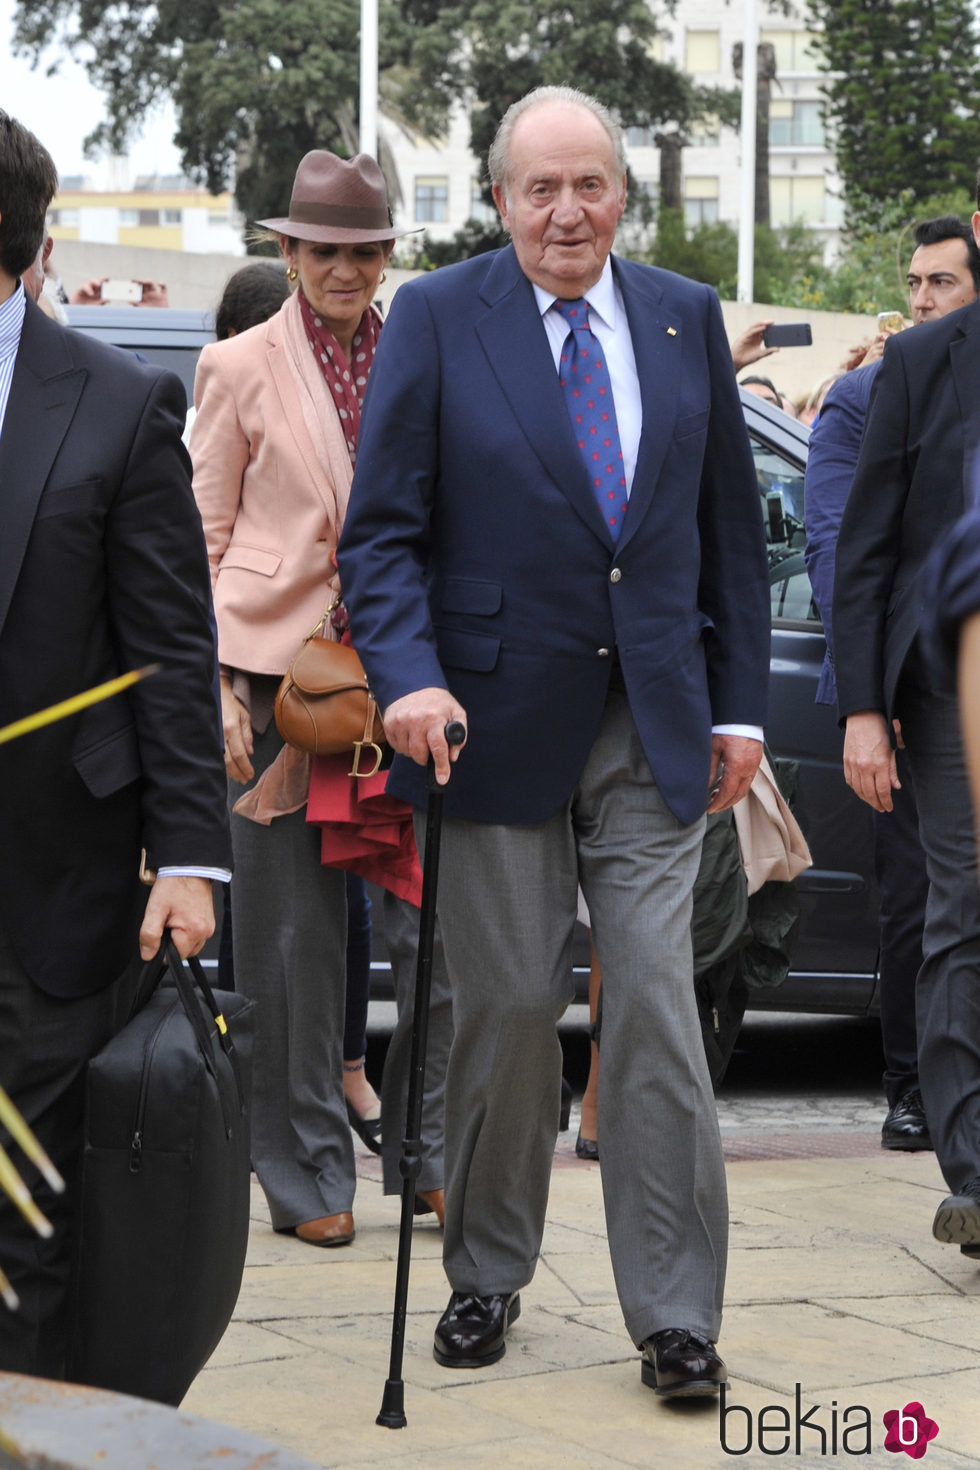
{"left": 338, "top": 246, "right": 770, "bottom": 827}
{"left": 803, "top": 360, "right": 880, "bottom": 704}
{"left": 835, "top": 297, "right": 980, "bottom": 724}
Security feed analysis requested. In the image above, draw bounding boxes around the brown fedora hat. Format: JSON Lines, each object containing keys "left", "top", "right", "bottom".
{"left": 257, "top": 150, "right": 417, "bottom": 243}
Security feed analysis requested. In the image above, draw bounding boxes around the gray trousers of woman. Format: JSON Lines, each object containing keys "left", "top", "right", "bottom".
{"left": 230, "top": 721, "right": 449, "bottom": 1230}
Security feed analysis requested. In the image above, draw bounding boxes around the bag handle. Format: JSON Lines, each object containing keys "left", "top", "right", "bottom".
{"left": 164, "top": 935, "right": 248, "bottom": 1123}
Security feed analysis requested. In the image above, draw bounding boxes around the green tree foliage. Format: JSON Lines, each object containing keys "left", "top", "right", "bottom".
{"left": 11, "top": 0, "right": 735, "bottom": 237}
{"left": 807, "top": 0, "right": 980, "bottom": 219}
{"left": 11, "top": 0, "right": 431, "bottom": 232}
{"left": 649, "top": 211, "right": 829, "bottom": 307}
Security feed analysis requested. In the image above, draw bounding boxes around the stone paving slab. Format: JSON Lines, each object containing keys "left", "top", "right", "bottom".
{"left": 179, "top": 1152, "right": 980, "bottom": 1470}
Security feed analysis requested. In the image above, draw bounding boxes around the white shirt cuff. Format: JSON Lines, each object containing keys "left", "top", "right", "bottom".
{"left": 156, "top": 866, "right": 233, "bottom": 883}
{"left": 711, "top": 724, "right": 764, "bottom": 741}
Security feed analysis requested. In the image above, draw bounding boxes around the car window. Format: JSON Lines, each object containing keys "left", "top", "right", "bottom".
{"left": 749, "top": 434, "right": 820, "bottom": 625}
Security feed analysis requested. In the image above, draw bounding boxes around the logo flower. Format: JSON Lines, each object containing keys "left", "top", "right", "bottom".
{"left": 883, "top": 1402, "right": 939, "bottom": 1458}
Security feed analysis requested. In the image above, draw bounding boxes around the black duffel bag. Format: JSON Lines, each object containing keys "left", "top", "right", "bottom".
{"left": 68, "top": 934, "right": 255, "bottom": 1405}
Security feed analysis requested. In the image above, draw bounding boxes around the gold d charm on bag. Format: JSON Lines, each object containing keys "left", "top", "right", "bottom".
{"left": 350, "top": 740, "right": 384, "bottom": 778}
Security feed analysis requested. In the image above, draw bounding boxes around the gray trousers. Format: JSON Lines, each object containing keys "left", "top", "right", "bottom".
{"left": 231, "top": 723, "right": 449, "bottom": 1228}
{"left": 380, "top": 888, "right": 451, "bottom": 1196}
{"left": 430, "top": 692, "right": 728, "bottom": 1346}
{"left": 899, "top": 657, "right": 980, "bottom": 1193}
{"left": 230, "top": 723, "right": 353, "bottom": 1228}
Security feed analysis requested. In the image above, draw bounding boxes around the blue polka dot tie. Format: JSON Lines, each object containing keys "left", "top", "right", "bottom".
{"left": 554, "top": 298, "right": 627, "bottom": 541}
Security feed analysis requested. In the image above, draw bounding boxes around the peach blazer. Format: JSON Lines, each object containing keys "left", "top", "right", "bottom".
{"left": 189, "top": 295, "right": 355, "bottom": 675}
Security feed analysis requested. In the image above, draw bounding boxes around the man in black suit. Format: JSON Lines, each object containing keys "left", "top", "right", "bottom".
{"left": 0, "top": 112, "right": 231, "bottom": 1375}
{"left": 834, "top": 184, "right": 980, "bottom": 1257}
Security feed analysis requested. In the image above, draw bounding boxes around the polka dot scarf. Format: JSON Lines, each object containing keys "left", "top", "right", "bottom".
{"left": 297, "top": 289, "right": 382, "bottom": 465}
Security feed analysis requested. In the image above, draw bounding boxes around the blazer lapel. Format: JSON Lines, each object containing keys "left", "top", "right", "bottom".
{"left": 475, "top": 247, "right": 613, "bottom": 546}
{"left": 0, "top": 302, "right": 86, "bottom": 639}
{"left": 613, "top": 259, "right": 682, "bottom": 552}
{"left": 950, "top": 301, "right": 980, "bottom": 508}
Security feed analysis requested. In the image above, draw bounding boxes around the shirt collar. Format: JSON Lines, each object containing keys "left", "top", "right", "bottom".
{"left": 0, "top": 282, "right": 26, "bottom": 364}
{"left": 532, "top": 258, "right": 618, "bottom": 331}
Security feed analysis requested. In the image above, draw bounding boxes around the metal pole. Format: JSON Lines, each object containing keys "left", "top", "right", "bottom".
{"left": 736, "top": 0, "right": 758, "bottom": 304}
{"left": 359, "top": 0, "right": 379, "bottom": 158}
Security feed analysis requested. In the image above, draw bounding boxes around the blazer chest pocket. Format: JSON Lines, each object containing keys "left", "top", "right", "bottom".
{"left": 674, "top": 409, "right": 709, "bottom": 441}
{"left": 34, "top": 479, "right": 104, "bottom": 521}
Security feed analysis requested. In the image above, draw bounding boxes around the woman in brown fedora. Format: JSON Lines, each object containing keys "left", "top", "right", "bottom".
{"left": 189, "top": 152, "right": 450, "bottom": 1247}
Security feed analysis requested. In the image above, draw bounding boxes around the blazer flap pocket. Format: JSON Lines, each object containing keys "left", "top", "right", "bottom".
{"left": 218, "top": 545, "right": 283, "bottom": 577}
{"left": 73, "top": 724, "right": 141, "bottom": 798}
{"left": 435, "top": 626, "right": 500, "bottom": 672}
{"left": 440, "top": 578, "right": 503, "bottom": 616}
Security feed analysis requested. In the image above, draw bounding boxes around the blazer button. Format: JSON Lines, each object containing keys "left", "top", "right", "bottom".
{"left": 609, "top": 568, "right": 622, "bottom": 583}
{"left": 597, "top": 647, "right": 611, "bottom": 657}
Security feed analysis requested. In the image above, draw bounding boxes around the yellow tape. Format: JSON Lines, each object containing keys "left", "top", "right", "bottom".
{"left": 215, "top": 1013, "right": 228, "bottom": 1036}
{"left": 0, "top": 665, "right": 159, "bottom": 746}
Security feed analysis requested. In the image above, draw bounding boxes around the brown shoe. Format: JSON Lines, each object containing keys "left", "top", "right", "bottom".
{"left": 414, "top": 1188, "right": 445, "bottom": 1225}
{"left": 294, "top": 1212, "right": 355, "bottom": 1247}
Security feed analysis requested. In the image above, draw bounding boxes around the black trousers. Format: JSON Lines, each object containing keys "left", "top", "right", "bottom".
{"left": 0, "top": 918, "right": 137, "bottom": 1377}
{"left": 873, "top": 746, "right": 928, "bottom": 1106}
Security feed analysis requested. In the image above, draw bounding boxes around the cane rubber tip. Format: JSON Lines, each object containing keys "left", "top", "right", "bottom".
{"left": 377, "top": 1379, "right": 407, "bottom": 1428}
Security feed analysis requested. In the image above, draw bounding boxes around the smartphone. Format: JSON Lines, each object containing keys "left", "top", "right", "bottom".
{"left": 762, "top": 322, "right": 812, "bottom": 348}
{"left": 876, "top": 310, "right": 905, "bottom": 333}
{"left": 100, "top": 279, "right": 143, "bottom": 304}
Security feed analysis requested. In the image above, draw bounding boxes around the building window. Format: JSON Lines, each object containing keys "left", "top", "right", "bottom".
{"left": 760, "top": 29, "right": 822, "bottom": 74}
{"left": 415, "top": 176, "right": 449, "bottom": 224}
{"left": 469, "top": 179, "right": 495, "bottom": 223}
{"left": 683, "top": 176, "right": 719, "bottom": 226}
{"left": 627, "top": 126, "right": 656, "bottom": 147}
{"left": 769, "top": 101, "right": 824, "bottom": 148}
{"left": 685, "top": 31, "right": 721, "bottom": 74}
{"left": 162, "top": 208, "right": 183, "bottom": 225}
{"left": 138, "top": 209, "right": 160, "bottom": 227}
{"left": 118, "top": 209, "right": 139, "bottom": 227}
{"left": 770, "top": 176, "right": 826, "bottom": 225}
{"left": 689, "top": 118, "right": 721, "bottom": 148}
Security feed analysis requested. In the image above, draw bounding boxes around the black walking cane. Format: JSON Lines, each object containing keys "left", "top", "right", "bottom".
{"left": 377, "top": 718, "right": 466, "bottom": 1430}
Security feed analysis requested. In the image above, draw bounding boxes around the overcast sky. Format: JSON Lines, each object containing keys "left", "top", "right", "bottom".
{"left": 1, "top": 0, "right": 181, "bottom": 183}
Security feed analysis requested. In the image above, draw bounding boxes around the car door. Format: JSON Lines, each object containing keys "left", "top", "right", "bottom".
{"left": 741, "top": 391, "right": 880, "bottom": 1014}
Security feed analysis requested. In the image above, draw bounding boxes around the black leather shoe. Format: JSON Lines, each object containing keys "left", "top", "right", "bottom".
{"left": 345, "top": 1099, "right": 382, "bottom": 1155}
{"left": 559, "top": 1077, "right": 572, "bottom": 1133}
{"left": 433, "top": 1291, "right": 521, "bottom": 1368}
{"left": 933, "top": 1176, "right": 980, "bottom": 1249}
{"left": 640, "top": 1328, "right": 727, "bottom": 1398}
{"left": 881, "top": 1088, "right": 932, "bottom": 1152}
{"left": 575, "top": 1130, "right": 599, "bottom": 1161}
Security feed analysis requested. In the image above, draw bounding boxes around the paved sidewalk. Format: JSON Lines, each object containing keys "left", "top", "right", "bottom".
{"left": 182, "top": 1123, "right": 980, "bottom": 1470}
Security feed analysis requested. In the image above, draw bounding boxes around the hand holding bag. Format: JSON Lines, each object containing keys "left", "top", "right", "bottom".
{"left": 69, "top": 935, "right": 254, "bottom": 1406}
{"left": 274, "top": 611, "right": 386, "bottom": 776}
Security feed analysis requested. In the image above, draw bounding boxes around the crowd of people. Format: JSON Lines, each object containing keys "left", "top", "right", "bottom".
{"left": 2, "top": 83, "right": 980, "bottom": 1418}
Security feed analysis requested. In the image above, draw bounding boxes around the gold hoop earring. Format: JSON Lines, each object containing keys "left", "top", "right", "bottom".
{"left": 379, "top": 270, "right": 387, "bottom": 285}
{"left": 286, "top": 266, "right": 298, "bottom": 283}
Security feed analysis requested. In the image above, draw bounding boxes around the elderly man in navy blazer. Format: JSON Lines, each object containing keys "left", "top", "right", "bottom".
{"left": 339, "top": 85, "right": 769, "bottom": 1400}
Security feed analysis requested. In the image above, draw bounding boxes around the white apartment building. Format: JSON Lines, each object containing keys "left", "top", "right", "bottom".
{"left": 385, "top": 1, "right": 842, "bottom": 261}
